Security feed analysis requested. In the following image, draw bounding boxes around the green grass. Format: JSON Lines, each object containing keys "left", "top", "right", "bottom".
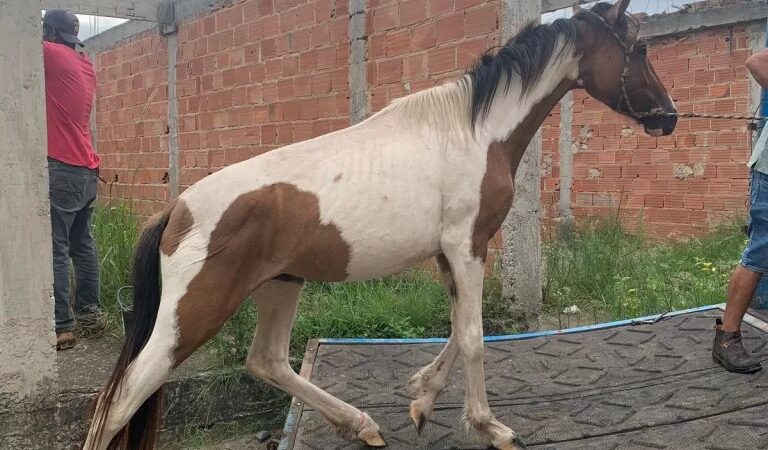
{"left": 206, "top": 271, "right": 453, "bottom": 367}
{"left": 92, "top": 201, "right": 140, "bottom": 336}
{"left": 92, "top": 203, "right": 744, "bottom": 369}
{"left": 543, "top": 214, "right": 745, "bottom": 321}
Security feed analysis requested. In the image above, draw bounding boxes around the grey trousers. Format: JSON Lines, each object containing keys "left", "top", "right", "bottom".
{"left": 48, "top": 159, "right": 100, "bottom": 333}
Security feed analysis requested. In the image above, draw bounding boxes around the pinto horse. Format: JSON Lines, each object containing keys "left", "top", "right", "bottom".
{"left": 84, "top": 1, "right": 676, "bottom": 449}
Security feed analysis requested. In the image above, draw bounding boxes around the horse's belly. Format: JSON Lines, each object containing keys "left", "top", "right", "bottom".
{"left": 340, "top": 210, "right": 442, "bottom": 281}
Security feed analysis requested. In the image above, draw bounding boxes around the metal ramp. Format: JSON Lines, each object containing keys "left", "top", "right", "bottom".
{"left": 280, "top": 306, "right": 768, "bottom": 449}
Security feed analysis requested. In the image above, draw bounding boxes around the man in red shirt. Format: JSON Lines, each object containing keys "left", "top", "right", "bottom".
{"left": 43, "top": 9, "right": 102, "bottom": 350}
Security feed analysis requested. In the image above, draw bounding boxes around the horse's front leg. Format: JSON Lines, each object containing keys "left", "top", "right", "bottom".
{"left": 445, "top": 246, "right": 527, "bottom": 450}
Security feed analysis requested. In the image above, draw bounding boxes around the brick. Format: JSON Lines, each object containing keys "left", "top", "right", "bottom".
{"left": 296, "top": 3, "right": 315, "bottom": 26}
{"left": 403, "top": 53, "right": 427, "bottom": 80}
{"left": 299, "top": 98, "right": 318, "bottom": 120}
{"left": 317, "top": 46, "right": 336, "bottom": 69}
{"left": 373, "top": 5, "right": 398, "bottom": 32}
{"left": 465, "top": 5, "right": 496, "bottom": 38}
{"left": 693, "top": 69, "right": 715, "bottom": 85}
{"left": 437, "top": 13, "right": 464, "bottom": 42}
{"left": 709, "top": 53, "right": 731, "bottom": 69}
{"left": 717, "top": 163, "right": 747, "bottom": 179}
{"left": 277, "top": 79, "right": 294, "bottom": 100}
{"left": 387, "top": 29, "right": 411, "bottom": 57}
{"left": 428, "top": 46, "right": 456, "bottom": 74}
{"left": 644, "top": 195, "right": 663, "bottom": 208}
{"left": 310, "top": 23, "right": 330, "bottom": 47}
{"left": 427, "top": 0, "right": 454, "bottom": 17}
{"left": 412, "top": 22, "right": 437, "bottom": 51}
{"left": 311, "top": 72, "right": 332, "bottom": 95}
{"left": 370, "top": 34, "right": 387, "bottom": 59}
{"left": 330, "top": 17, "right": 348, "bottom": 42}
{"left": 299, "top": 49, "right": 318, "bottom": 72}
{"left": 378, "top": 58, "right": 403, "bottom": 84}
{"left": 293, "top": 122, "right": 312, "bottom": 142}
{"left": 400, "top": 0, "right": 425, "bottom": 27}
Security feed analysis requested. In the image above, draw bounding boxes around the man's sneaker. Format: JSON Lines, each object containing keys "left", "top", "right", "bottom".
{"left": 56, "top": 330, "right": 76, "bottom": 351}
{"left": 712, "top": 318, "right": 762, "bottom": 374}
{"left": 75, "top": 310, "right": 107, "bottom": 337}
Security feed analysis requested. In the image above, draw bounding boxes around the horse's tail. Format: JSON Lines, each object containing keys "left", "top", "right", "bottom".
{"left": 89, "top": 204, "right": 173, "bottom": 450}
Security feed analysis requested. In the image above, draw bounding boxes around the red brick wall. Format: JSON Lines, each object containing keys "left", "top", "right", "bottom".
{"left": 366, "top": 0, "right": 500, "bottom": 112}
{"left": 175, "top": 0, "right": 350, "bottom": 190}
{"left": 541, "top": 25, "right": 755, "bottom": 237}
{"left": 94, "top": 33, "right": 169, "bottom": 215}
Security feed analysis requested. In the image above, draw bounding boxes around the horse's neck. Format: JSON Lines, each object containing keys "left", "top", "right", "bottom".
{"left": 475, "top": 50, "right": 579, "bottom": 158}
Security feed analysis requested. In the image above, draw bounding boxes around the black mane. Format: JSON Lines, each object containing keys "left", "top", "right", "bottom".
{"left": 467, "top": 2, "right": 636, "bottom": 124}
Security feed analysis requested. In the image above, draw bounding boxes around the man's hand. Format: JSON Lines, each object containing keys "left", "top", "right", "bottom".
{"left": 747, "top": 49, "right": 768, "bottom": 89}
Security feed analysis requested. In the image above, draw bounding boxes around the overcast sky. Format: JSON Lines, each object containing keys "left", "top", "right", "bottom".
{"left": 544, "top": 0, "right": 696, "bottom": 21}
{"left": 59, "top": 0, "right": 696, "bottom": 41}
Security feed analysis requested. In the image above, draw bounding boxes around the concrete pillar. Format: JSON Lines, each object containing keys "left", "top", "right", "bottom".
{"left": 348, "top": 0, "right": 368, "bottom": 124}
{"left": 558, "top": 90, "right": 574, "bottom": 222}
{"left": 0, "top": 0, "right": 58, "bottom": 395}
{"left": 160, "top": 0, "right": 180, "bottom": 198}
{"left": 166, "top": 32, "right": 180, "bottom": 198}
{"left": 0, "top": 0, "right": 58, "bottom": 445}
{"left": 500, "top": 0, "right": 543, "bottom": 331}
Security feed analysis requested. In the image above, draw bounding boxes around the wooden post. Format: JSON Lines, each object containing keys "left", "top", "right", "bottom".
{"left": 499, "top": 0, "right": 543, "bottom": 331}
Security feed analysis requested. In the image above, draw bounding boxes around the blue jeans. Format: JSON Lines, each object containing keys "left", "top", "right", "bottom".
{"left": 742, "top": 170, "right": 768, "bottom": 273}
{"left": 49, "top": 159, "right": 100, "bottom": 332}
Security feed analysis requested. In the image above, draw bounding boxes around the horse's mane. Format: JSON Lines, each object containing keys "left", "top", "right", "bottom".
{"left": 468, "top": 2, "right": 638, "bottom": 124}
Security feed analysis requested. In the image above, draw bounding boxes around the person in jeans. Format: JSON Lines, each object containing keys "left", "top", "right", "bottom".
{"left": 43, "top": 9, "right": 102, "bottom": 350}
{"left": 712, "top": 47, "right": 768, "bottom": 373}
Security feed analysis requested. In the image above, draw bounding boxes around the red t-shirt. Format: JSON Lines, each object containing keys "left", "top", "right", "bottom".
{"left": 43, "top": 41, "right": 100, "bottom": 169}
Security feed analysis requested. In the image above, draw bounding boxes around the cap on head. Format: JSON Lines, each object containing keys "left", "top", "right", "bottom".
{"left": 43, "top": 9, "right": 83, "bottom": 46}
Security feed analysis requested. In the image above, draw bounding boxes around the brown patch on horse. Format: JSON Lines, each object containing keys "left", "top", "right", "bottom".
{"left": 160, "top": 199, "right": 194, "bottom": 256}
{"left": 172, "top": 182, "right": 350, "bottom": 364}
{"left": 471, "top": 79, "right": 574, "bottom": 260}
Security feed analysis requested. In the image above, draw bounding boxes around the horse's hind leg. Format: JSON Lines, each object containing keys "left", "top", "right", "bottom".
{"left": 408, "top": 254, "right": 460, "bottom": 432}
{"left": 246, "top": 278, "right": 386, "bottom": 447}
{"left": 85, "top": 255, "right": 254, "bottom": 450}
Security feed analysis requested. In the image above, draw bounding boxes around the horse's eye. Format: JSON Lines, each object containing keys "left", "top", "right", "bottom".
{"left": 636, "top": 44, "right": 647, "bottom": 56}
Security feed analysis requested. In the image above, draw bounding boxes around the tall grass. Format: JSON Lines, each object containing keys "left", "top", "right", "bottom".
{"left": 543, "top": 214, "right": 745, "bottom": 320}
{"left": 92, "top": 201, "right": 139, "bottom": 335}
{"left": 207, "top": 272, "right": 454, "bottom": 366}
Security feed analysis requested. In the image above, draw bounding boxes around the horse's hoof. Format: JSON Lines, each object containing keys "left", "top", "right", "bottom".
{"left": 498, "top": 435, "right": 527, "bottom": 450}
{"left": 361, "top": 431, "right": 387, "bottom": 448}
{"left": 409, "top": 403, "right": 427, "bottom": 435}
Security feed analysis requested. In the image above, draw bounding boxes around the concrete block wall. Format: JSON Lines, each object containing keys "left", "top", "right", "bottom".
{"left": 91, "top": 0, "right": 763, "bottom": 237}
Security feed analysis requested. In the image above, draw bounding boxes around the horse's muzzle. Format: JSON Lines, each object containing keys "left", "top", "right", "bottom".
{"left": 639, "top": 113, "right": 677, "bottom": 137}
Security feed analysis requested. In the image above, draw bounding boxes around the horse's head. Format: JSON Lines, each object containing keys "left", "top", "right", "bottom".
{"left": 574, "top": 0, "right": 677, "bottom": 136}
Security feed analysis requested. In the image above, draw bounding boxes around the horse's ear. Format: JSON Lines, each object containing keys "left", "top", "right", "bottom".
{"left": 607, "top": 0, "right": 631, "bottom": 23}
{"left": 573, "top": 2, "right": 583, "bottom": 12}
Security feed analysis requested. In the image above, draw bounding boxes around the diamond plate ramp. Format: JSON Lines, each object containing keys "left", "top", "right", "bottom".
{"left": 281, "top": 307, "right": 768, "bottom": 449}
